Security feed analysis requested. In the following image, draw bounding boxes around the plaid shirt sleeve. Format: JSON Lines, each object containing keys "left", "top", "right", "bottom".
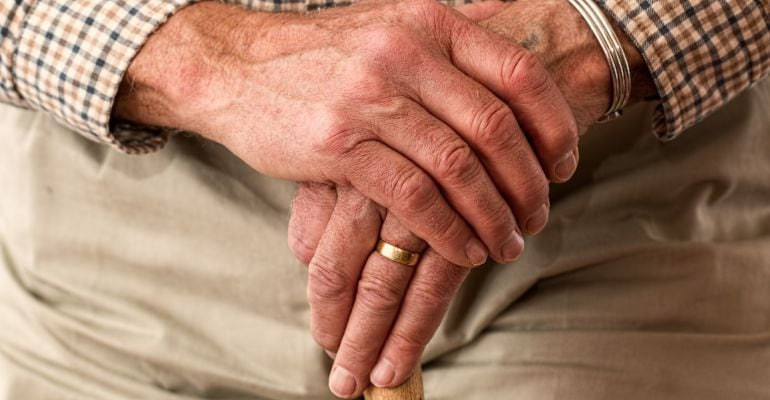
{"left": 0, "top": 0, "right": 216, "bottom": 153}
{"left": 596, "top": 0, "right": 770, "bottom": 141}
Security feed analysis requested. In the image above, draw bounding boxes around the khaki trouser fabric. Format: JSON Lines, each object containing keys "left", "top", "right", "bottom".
{"left": 2, "top": 78, "right": 770, "bottom": 400}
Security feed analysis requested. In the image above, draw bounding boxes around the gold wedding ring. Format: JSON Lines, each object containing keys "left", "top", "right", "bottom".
{"left": 375, "top": 239, "right": 421, "bottom": 267}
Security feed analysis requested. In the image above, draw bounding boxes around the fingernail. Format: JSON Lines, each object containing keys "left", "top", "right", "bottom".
{"left": 325, "top": 350, "right": 336, "bottom": 359}
{"left": 501, "top": 229, "right": 525, "bottom": 262}
{"left": 329, "top": 366, "right": 357, "bottom": 398}
{"left": 370, "top": 358, "right": 395, "bottom": 388}
{"left": 555, "top": 151, "right": 577, "bottom": 182}
{"left": 524, "top": 203, "right": 549, "bottom": 235}
{"left": 465, "top": 238, "right": 488, "bottom": 267}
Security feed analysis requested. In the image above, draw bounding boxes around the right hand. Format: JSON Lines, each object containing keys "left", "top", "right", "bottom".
{"left": 115, "top": 0, "right": 578, "bottom": 266}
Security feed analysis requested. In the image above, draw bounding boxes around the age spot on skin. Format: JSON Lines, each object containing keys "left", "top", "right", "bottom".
{"left": 521, "top": 32, "right": 540, "bottom": 51}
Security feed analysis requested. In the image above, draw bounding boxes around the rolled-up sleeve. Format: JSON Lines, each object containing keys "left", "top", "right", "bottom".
{"left": 595, "top": 0, "right": 770, "bottom": 141}
{"left": 1, "top": 0, "right": 200, "bottom": 154}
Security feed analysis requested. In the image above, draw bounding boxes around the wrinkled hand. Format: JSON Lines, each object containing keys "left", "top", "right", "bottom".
{"left": 115, "top": 0, "right": 579, "bottom": 267}
{"left": 288, "top": 1, "right": 659, "bottom": 398}
{"left": 291, "top": 184, "right": 468, "bottom": 398}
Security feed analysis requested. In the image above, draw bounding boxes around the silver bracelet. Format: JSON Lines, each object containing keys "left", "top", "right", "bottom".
{"left": 567, "top": 0, "right": 631, "bottom": 122}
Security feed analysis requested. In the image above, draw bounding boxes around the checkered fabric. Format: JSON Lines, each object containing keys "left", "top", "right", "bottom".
{"left": 597, "top": 0, "right": 770, "bottom": 141}
{"left": 1, "top": 0, "right": 768, "bottom": 153}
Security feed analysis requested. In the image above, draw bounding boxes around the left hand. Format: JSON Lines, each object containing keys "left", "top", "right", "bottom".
{"left": 289, "top": 1, "right": 657, "bottom": 398}
{"left": 290, "top": 185, "right": 468, "bottom": 399}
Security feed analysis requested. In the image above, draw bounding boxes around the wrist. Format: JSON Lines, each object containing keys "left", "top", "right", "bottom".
{"left": 481, "top": 0, "right": 656, "bottom": 127}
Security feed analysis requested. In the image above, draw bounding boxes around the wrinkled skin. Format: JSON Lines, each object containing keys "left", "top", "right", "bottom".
{"left": 116, "top": 0, "right": 579, "bottom": 270}
{"left": 287, "top": 1, "right": 656, "bottom": 398}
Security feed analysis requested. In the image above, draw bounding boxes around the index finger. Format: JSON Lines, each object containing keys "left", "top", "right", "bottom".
{"left": 446, "top": 12, "right": 579, "bottom": 182}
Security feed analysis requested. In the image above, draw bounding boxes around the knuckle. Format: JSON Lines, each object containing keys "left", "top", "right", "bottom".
{"left": 347, "top": 64, "right": 400, "bottom": 102}
{"left": 513, "top": 174, "right": 550, "bottom": 211}
{"left": 338, "top": 189, "right": 376, "bottom": 223}
{"left": 307, "top": 258, "right": 354, "bottom": 305}
{"left": 408, "top": 279, "right": 455, "bottom": 311}
{"left": 435, "top": 213, "right": 468, "bottom": 245}
{"left": 340, "top": 336, "right": 373, "bottom": 365}
{"left": 355, "top": 270, "right": 404, "bottom": 316}
{"left": 401, "top": 266, "right": 467, "bottom": 322}
{"left": 392, "top": 168, "right": 436, "bottom": 214}
{"left": 388, "top": 328, "right": 428, "bottom": 355}
{"left": 479, "top": 199, "right": 515, "bottom": 231}
{"left": 365, "top": 26, "right": 420, "bottom": 63}
{"left": 472, "top": 100, "right": 519, "bottom": 148}
{"left": 503, "top": 51, "right": 553, "bottom": 99}
{"left": 435, "top": 142, "right": 479, "bottom": 187}
{"left": 428, "top": 211, "right": 468, "bottom": 249}
{"left": 315, "top": 119, "right": 372, "bottom": 158}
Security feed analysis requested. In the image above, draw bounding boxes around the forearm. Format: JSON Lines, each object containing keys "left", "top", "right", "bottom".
{"left": 113, "top": 2, "right": 265, "bottom": 141}
{"left": 0, "top": 0, "right": 207, "bottom": 153}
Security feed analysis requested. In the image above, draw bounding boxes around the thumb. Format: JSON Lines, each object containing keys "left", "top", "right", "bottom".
{"left": 454, "top": 0, "right": 506, "bottom": 22}
{"left": 288, "top": 183, "right": 337, "bottom": 264}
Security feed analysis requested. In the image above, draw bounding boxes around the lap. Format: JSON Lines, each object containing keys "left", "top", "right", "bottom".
{"left": 1, "top": 79, "right": 769, "bottom": 399}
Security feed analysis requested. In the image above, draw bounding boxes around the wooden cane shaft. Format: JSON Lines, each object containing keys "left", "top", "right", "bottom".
{"left": 364, "top": 366, "right": 423, "bottom": 400}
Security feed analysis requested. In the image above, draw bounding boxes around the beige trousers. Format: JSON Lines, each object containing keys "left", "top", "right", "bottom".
{"left": 2, "top": 78, "right": 770, "bottom": 400}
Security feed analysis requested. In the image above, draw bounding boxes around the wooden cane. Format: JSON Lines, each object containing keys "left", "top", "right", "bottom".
{"left": 364, "top": 366, "right": 424, "bottom": 400}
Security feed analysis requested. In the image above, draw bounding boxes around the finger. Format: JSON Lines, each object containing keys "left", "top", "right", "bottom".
{"left": 373, "top": 101, "right": 522, "bottom": 262}
{"left": 369, "top": 249, "right": 469, "bottom": 388}
{"left": 446, "top": 12, "right": 580, "bottom": 183}
{"left": 407, "top": 59, "right": 550, "bottom": 239}
{"left": 329, "top": 214, "right": 424, "bottom": 399}
{"left": 307, "top": 188, "right": 382, "bottom": 353}
{"left": 288, "top": 183, "right": 338, "bottom": 264}
{"left": 454, "top": 0, "right": 506, "bottom": 21}
{"left": 344, "top": 140, "right": 488, "bottom": 268}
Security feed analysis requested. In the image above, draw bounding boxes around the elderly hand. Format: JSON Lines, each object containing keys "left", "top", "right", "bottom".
{"left": 288, "top": 1, "right": 657, "bottom": 398}
{"left": 114, "top": 0, "right": 578, "bottom": 268}
{"left": 291, "top": 185, "right": 467, "bottom": 398}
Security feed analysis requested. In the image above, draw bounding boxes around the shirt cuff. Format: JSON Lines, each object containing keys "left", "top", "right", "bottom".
{"left": 13, "top": 0, "right": 201, "bottom": 154}
{"left": 595, "top": 0, "right": 770, "bottom": 141}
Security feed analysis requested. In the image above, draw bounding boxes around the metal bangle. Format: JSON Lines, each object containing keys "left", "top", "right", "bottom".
{"left": 567, "top": 0, "right": 631, "bottom": 122}
{"left": 375, "top": 239, "right": 421, "bottom": 267}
